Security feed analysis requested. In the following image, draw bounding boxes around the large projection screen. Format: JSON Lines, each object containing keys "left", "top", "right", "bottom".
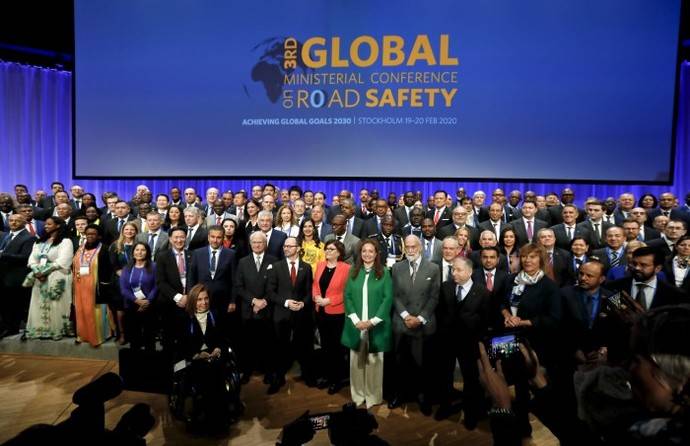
{"left": 74, "top": 0, "right": 681, "bottom": 181}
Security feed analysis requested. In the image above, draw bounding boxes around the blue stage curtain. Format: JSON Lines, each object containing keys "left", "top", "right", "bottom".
{"left": 1, "top": 60, "right": 688, "bottom": 204}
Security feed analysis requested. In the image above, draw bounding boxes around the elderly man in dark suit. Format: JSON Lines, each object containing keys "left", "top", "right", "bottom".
{"left": 235, "top": 231, "right": 278, "bottom": 388}
{"left": 435, "top": 256, "right": 490, "bottom": 428}
{"left": 388, "top": 235, "right": 440, "bottom": 415}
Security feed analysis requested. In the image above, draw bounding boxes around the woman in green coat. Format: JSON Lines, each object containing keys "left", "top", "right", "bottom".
{"left": 341, "top": 239, "right": 393, "bottom": 408}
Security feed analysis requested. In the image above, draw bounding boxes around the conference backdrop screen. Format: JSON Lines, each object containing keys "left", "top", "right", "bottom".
{"left": 73, "top": 0, "right": 681, "bottom": 181}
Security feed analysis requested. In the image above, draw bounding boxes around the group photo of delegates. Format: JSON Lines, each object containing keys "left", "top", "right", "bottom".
{"left": 2, "top": 182, "right": 690, "bottom": 443}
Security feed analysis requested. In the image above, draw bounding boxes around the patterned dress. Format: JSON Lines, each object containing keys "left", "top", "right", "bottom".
{"left": 24, "top": 238, "right": 74, "bottom": 340}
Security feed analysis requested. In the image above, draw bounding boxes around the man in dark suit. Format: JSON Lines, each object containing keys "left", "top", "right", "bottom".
{"left": 504, "top": 190, "right": 522, "bottom": 222}
{"left": 647, "top": 219, "right": 687, "bottom": 259}
{"left": 565, "top": 237, "right": 591, "bottom": 286}
{"left": 401, "top": 207, "right": 426, "bottom": 240}
{"left": 16, "top": 204, "right": 44, "bottom": 238}
{"left": 512, "top": 200, "right": 548, "bottom": 247}
{"left": 592, "top": 226, "right": 627, "bottom": 272}
{"left": 470, "top": 191, "right": 490, "bottom": 225}
{"left": 369, "top": 216, "right": 403, "bottom": 268}
{"left": 257, "top": 210, "right": 286, "bottom": 259}
{"left": 324, "top": 215, "right": 360, "bottom": 265}
{"left": 389, "top": 235, "right": 440, "bottom": 414}
{"left": 339, "top": 197, "right": 365, "bottom": 239}
{"left": 561, "top": 260, "right": 615, "bottom": 365}
{"left": 435, "top": 257, "right": 490, "bottom": 427}
{"left": 478, "top": 203, "right": 512, "bottom": 244}
{"left": 577, "top": 200, "right": 613, "bottom": 249}
{"left": 183, "top": 207, "right": 208, "bottom": 251}
{"left": 628, "top": 208, "right": 660, "bottom": 241}
{"left": 647, "top": 192, "right": 690, "bottom": 226}
{"left": 155, "top": 227, "right": 192, "bottom": 354}
{"left": 38, "top": 181, "right": 64, "bottom": 210}
{"left": 267, "top": 237, "right": 314, "bottom": 393}
{"left": 471, "top": 246, "right": 512, "bottom": 331}
{"left": 187, "top": 225, "right": 236, "bottom": 322}
{"left": 606, "top": 246, "right": 689, "bottom": 310}
{"left": 552, "top": 204, "right": 592, "bottom": 250}
{"left": 613, "top": 193, "right": 636, "bottom": 225}
{"left": 394, "top": 191, "right": 416, "bottom": 227}
{"left": 235, "top": 231, "right": 278, "bottom": 388}
{"left": 437, "top": 205, "right": 480, "bottom": 249}
{"left": 362, "top": 199, "right": 392, "bottom": 239}
{"left": 0, "top": 214, "right": 35, "bottom": 337}
{"left": 426, "top": 190, "right": 453, "bottom": 228}
{"left": 103, "top": 200, "right": 135, "bottom": 246}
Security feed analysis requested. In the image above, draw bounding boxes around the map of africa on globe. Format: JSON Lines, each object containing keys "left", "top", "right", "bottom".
{"left": 244, "top": 37, "right": 311, "bottom": 103}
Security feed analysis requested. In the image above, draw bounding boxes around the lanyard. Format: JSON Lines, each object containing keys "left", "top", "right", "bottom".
{"left": 39, "top": 241, "right": 53, "bottom": 257}
{"left": 80, "top": 243, "right": 101, "bottom": 265}
{"left": 128, "top": 267, "right": 145, "bottom": 291}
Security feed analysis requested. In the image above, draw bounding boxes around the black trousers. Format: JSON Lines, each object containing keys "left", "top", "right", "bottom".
{"left": 274, "top": 312, "right": 314, "bottom": 379}
{"left": 438, "top": 343, "right": 482, "bottom": 417}
{"left": 0, "top": 285, "right": 30, "bottom": 332}
{"left": 315, "top": 311, "right": 346, "bottom": 384}
{"left": 392, "top": 332, "right": 432, "bottom": 399}
{"left": 125, "top": 306, "right": 157, "bottom": 351}
{"left": 240, "top": 316, "right": 275, "bottom": 376}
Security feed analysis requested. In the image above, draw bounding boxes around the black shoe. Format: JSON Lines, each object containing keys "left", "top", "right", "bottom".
{"left": 387, "top": 396, "right": 403, "bottom": 410}
{"left": 434, "top": 404, "right": 456, "bottom": 421}
{"left": 418, "top": 395, "right": 432, "bottom": 417}
{"left": 463, "top": 413, "right": 478, "bottom": 431}
{"left": 267, "top": 377, "right": 285, "bottom": 395}
{"left": 240, "top": 373, "right": 251, "bottom": 385}
{"left": 327, "top": 383, "right": 342, "bottom": 395}
{"left": 20, "top": 333, "right": 27, "bottom": 342}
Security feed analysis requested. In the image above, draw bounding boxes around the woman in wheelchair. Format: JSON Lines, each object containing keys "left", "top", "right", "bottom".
{"left": 171, "top": 283, "right": 241, "bottom": 430}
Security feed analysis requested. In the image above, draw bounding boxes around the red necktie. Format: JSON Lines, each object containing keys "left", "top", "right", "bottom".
{"left": 216, "top": 216, "right": 222, "bottom": 225}
{"left": 434, "top": 209, "right": 440, "bottom": 224}
{"left": 177, "top": 251, "right": 185, "bottom": 275}
{"left": 486, "top": 272, "right": 494, "bottom": 291}
{"left": 290, "top": 261, "right": 297, "bottom": 286}
{"left": 27, "top": 222, "right": 36, "bottom": 236}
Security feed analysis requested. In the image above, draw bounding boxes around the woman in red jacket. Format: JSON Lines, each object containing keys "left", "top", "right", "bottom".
{"left": 312, "top": 239, "right": 350, "bottom": 394}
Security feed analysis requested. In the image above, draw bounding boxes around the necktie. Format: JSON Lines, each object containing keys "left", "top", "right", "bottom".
{"left": 117, "top": 219, "right": 125, "bottom": 232}
{"left": 635, "top": 283, "right": 647, "bottom": 309}
{"left": 337, "top": 235, "right": 343, "bottom": 242}
{"left": 594, "top": 223, "right": 600, "bottom": 240}
{"left": 610, "top": 251, "right": 620, "bottom": 268}
{"left": 548, "top": 252, "right": 553, "bottom": 265}
{"left": 385, "top": 237, "right": 391, "bottom": 254}
{"left": 210, "top": 250, "right": 217, "bottom": 274}
{"left": 486, "top": 271, "right": 494, "bottom": 291}
{"left": 148, "top": 233, "right": 156, "bottom": 252}
{"left": 456, "top": 285, "right": 463, "bottom": 303}
{"left": 27, "top": 222, "right": 36, "bottom": 236}
{"left": 0, "top": 233, "right": 11, "bottom": 250}
{"left": 216, "top": 215, "right": 222, "bottom": 225}
{"left": 663, "top": 210, "right": 670, "bottom": 217}
{"left": 575, "top": 258, "right": 583, "bottom": 270}
{"left": 75, "top": 200, "right": 81, "bottom": 209}
{"left": 177, "top": 251, "right": 185, "bottom": 275}
{"left": 256, "top": 255, "right": 262, "bottom": 272}
{"left": 411, "top": 261, "right": 418, "bottom": 283}
{"left": 434, "top": 209, "right": 440, "bottom": 224}
{"left": 377, "top": 218, "right": 381, "bottom": 233}
{"left": 493, "top": 223, "right": 499, "bottom": 239}
{"left": 527, "top": 220, "right": 533, "bottom": 241}
{"left": 447, "top": 264, "right": 452, "bottom": 282}
{"left": 347, "top": 219, "right": 353, "bottom": 234}
{"left": 424, "top": 239, "right": 432, "bottom": 258}
{"left": 237, "top": 208, "right": 243, "bottom": 221}
{"left": 566, "top": 226, "right": 573, "bottom": 240}
{"left": 290, "top": 261, "right": 297, "bottom": 286}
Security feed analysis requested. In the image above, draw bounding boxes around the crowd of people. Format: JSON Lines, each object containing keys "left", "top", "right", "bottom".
{"left": 1, "top": 182, "right": 690, "bottom": 443}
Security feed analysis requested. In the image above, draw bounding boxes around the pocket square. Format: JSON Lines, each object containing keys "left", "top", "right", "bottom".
{"left": 426, "top": 277, "right": 431, "bottom": 281}
{"left": 267, "top": 264, "right": 273, "bottom": 270}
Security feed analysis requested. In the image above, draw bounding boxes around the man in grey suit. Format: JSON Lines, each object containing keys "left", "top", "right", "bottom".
{"left": 135, "top": 212, "right": 169, "bottom": 261}
{"left": 388, "top": 235, "right": 440, "bottom": 415}
{"left": 323, "top": 214, "right": 360, "bottom": 264}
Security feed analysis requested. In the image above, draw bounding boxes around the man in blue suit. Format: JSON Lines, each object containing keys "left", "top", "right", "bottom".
{"left": 258, "top": 210, "right": 286, "bottom": 259}
{"left": 188, "top": 225, "right": 236, "bottom": 318}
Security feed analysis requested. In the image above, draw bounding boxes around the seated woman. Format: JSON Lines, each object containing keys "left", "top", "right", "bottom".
{"left": 173, "top": 284, "right": 240, "bottom": 429}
